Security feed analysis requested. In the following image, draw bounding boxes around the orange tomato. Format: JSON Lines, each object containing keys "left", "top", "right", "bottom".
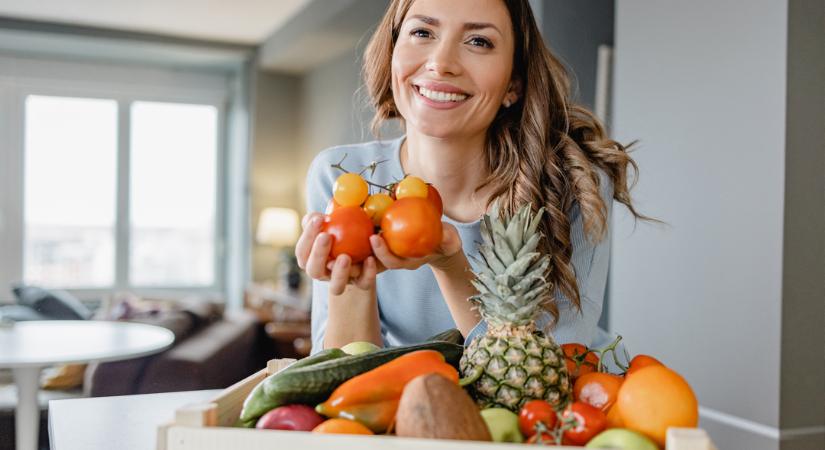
{"left": 426, "top": 184, "right": 443, "bottom": 216}
{"left": 394, "top": 176, "right": 428, "bottom": 199}
{"left": 626, "top": 354, "right": 664, "bottom": 377}
{"left": 616, "top": 365, "right": 698, "bottom": 448}
{"left": 380, "top": 197, "right": 442, "bottom": 258}
{"left": 312, "top": 418, "right": 374, "bottom": 435}
{"left": 363, "top": 193, "right": 394, "bottom": 226}
{"left": 561, "top": 343, "right": 600, "bottom": 380}
{"left": 322, "top": 206, "right": 374, "bottom": 264}
{"left": 606, "top": 404, "right": 624, "bottom": 429}
{"left": 333, "top": 173, "right": 369, "bottom": 207}
{"left": 574, "top": 372, "right": 623, "bottom": 412}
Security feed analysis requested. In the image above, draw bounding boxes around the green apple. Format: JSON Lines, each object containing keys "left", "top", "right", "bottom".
{"left": 586, "top": 428, "right": 658, "bottom": 450}
{"left": 480, "top": 408, "right": 523, "bottom": 443}
{"left": 340, "top": 341, "right": 380, "bottom": 355}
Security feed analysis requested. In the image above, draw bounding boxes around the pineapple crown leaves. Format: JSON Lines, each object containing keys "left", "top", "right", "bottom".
{"left": 468, "top": 201, "right": 552, "bottom": 328}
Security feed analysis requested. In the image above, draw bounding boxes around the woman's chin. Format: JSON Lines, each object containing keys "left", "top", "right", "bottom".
{"left": 408, "top": 119, "right": 465, "bottom": 140}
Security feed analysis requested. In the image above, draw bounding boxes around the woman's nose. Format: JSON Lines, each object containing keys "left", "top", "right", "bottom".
{"left": 425, "top": 41, "right": 461, "bottom": 76}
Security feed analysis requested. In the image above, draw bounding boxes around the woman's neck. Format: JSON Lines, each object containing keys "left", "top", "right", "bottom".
{"left": 401, "top": 130, "right": 492, "bottom": 223}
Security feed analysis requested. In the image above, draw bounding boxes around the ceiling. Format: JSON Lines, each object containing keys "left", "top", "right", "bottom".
{"left": 0, "top": 0, "right": 312, "bottom": 44}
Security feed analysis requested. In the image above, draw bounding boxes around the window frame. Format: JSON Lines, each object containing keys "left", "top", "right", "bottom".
{"left": 0, "top": 54, "right": 232, "bottom": 301}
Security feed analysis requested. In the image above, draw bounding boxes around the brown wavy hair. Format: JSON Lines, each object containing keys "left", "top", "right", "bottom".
{"left": 363, "top": 0, "right": 653, "bottom": 322}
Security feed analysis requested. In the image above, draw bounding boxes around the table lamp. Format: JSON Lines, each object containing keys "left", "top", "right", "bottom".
{"left": 256, "top": 207, "right": 302, "bottom": 290}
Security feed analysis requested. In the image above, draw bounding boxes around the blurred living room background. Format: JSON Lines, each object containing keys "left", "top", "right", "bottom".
{"left": 0, "top": 1, "right": 822, "bottom": 450}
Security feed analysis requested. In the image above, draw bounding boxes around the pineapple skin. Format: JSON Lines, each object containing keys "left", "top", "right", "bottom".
{"left": 460, "top": 328, "right": 571, "bottom": 411}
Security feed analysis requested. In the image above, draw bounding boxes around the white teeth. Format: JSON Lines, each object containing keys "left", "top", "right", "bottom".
{"left": 418, "top": 86, "right": 468, "bottom": 102}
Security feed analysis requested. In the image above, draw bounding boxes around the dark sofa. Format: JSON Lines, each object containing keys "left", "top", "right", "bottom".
{"left": 84, "top": 308, "right": 258, "bottom": 396}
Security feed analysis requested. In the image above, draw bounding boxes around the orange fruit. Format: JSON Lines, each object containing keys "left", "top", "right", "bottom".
{"left": 573, "top": 372, "right": 623, "bottom": 412}
{"left": 616, "top": 365, "right": 698, "bottom": 447}
{"left": 312, "top": 418, "right": 374, "bottom": 435}
{"left": 363, "top": 193, "right": 394, "bottom": 226}
{"left": 626, "top": 354, "right": 664, "bottom": 377}
{"left": 606, "top": 404, "right": 624, "bottom": 428}
{"left": 333, "top": 173, "right": 369, "bottom": 207}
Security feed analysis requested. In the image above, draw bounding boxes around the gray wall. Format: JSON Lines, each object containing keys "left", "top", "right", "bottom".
{"left": 540, "top": 0, "right": 614, "bottom": 110}
{"left": 249, "top": 70, "right": 301, "bottom": 282}
{"left": 610, "top": 0, "right": 824, "bottom": 449}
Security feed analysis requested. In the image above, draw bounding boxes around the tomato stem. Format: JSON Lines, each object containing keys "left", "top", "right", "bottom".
{"left": 593, "top": 334, "right": 629, "bottom": 373}
{"left": 330, "top": 155, "right": 393, "bottom": 193}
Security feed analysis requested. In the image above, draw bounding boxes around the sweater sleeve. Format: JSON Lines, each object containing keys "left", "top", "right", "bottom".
{"left": 465, "top": 170, "right": 614, "bottom": 347}
{"left": 305, "top": 151, "right": 336, "bottom": 355}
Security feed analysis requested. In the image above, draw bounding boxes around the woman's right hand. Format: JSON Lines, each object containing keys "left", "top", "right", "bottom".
{"left": 295, "top": 212, "right": 378, "bottom": 295}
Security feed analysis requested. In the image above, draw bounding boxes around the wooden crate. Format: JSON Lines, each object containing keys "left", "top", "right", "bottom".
{"left": 156, "top": 359, "right": 716, "bottom": 450}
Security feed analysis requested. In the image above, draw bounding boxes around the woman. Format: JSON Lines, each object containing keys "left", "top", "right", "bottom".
{"left": 296, "top": 0, "right": 648, "bottom": 354}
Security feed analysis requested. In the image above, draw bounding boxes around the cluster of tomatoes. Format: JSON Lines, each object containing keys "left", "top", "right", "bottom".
{"left": 519, "top": 341, "right": 698, "bottom": 447}
{"left": 323, "top": 170, "right": 443, "bottom": 263}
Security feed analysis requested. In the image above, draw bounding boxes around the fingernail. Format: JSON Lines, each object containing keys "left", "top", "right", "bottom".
{"left": 336, "top": 255, "right": 349, "bottom": 267}
{"left": 370, "top": 236, "right": 380, "bottom": 247}
{"left": 318, "top": 233, "right": 330, "bottom": 245}
{"left": 312, "top": 216, "right": 322, "bottom": 227}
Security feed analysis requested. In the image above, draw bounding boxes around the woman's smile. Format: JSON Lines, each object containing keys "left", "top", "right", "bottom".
{"left": 412, "top": 81, "right": 472, "bottom": 110}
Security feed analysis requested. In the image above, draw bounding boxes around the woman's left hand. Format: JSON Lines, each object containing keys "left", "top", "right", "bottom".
{"left": 325, "top": 222, "right": 464, "bottom": 275}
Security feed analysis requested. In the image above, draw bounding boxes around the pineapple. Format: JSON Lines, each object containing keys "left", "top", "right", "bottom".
{"left": 460, "top": 202, "right": 571, "bottom": 411}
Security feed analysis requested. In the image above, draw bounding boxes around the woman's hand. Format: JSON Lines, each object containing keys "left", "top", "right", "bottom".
{"left": 365, "top": 222, "right": 464, "bottom": 273}
{"left": 295, "top": 212, "right": 378, "bottom": 295}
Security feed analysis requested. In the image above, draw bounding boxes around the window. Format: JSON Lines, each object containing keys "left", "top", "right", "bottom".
{"left": 23, "top": 96, "right": 118, "bottom": 288}
{"left": 0, "top": 53, "right": 236, "bottom": 299}
{"left": 21, "top": 96, "right": 222, "bottom": 290}
{"left": 130, "top": 101, "right": 218, "bottom": 287}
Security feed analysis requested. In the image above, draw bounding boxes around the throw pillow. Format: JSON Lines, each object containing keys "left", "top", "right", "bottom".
{"left": 12, "top": 284, "right": 93, "bottom": 320}
{"left": 41, "top": 364, "right": 87, "bottom": 390}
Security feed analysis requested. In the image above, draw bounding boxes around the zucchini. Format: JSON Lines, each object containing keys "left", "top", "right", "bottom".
{"left": 240, "top": 340, "right": 463, "bottom": 425}
{"left": 261, "top": 341, "right": 462, "bottom": 409}
{"left": 239, "top": 348, "right": 347, "bottom": 424}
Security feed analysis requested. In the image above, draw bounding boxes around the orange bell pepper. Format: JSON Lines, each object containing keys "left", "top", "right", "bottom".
{"left": 315, "top": 349, "right": 459, "bottom": 433}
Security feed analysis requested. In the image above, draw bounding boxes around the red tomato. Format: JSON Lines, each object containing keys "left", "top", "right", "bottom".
{"left": 561, "top": 343, "right": 600, "bottom": 380}
{"left": 426, "top": 184, "right": 443, "bottom": 216}
{"left": 324, "top": 199, "right": 342, "bottom": 214}
{"left": 525, "top": 430, "right": 556, "bottom": 445}
{"left": 519, "top": 400, "right": 557, "bottom": 438}
{"left": 561, "top": 401, "right": 607, "bottom": 446}
{"left": 573, "top": 372, "right": 624, "bottom": 412}
{"left": 322, "top": 206, "right": 374, "bottom": 264}
{"left": 380, "top": 197, "right": 442, "bottom": 258}
{"left": 626, "top": 354, "right": 664, "bottom": 377}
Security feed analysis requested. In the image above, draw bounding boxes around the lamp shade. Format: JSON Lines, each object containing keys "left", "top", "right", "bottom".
{"left": 256, "top": 207, "right": 300, "bottom": 247}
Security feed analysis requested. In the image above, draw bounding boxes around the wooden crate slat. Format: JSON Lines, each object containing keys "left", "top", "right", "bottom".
{"left": 166, "top": 426, "right": 584, "bottom": 450}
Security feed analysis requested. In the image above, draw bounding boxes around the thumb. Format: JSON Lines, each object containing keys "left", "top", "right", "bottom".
{"left": 438, "top": 223, "right": 463, "bottom": 257}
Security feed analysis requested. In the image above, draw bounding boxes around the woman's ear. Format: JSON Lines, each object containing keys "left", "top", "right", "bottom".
{"left": 503, "top": 78, "right": 523, "bottom": 107}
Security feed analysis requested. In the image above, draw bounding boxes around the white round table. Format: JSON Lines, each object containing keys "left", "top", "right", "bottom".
{"left": 0, "top": 320, "right": 174, "bottom": 450}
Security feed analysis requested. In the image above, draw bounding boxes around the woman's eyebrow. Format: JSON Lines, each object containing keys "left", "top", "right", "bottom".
{"left": 407, "top": 14, "right": 502, "bottom": 35}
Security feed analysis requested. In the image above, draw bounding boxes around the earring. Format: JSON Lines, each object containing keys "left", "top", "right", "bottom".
{"left": 503, "top": 99, "right": 512, "bottom": 108}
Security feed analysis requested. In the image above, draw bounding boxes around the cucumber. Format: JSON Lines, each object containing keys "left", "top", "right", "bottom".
{"left": 239, "top": 348, "right": 347, "bottom": 424}
{"left": 262, "top": 341, "right": 463, "bottom": 409}
{"left": 426, "top": 328, "right": 465, "bottom": 345}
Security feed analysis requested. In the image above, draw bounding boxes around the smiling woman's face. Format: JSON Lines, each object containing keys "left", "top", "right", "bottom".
{"left": 391, "top": 0, "right": 516, "bottom": 140}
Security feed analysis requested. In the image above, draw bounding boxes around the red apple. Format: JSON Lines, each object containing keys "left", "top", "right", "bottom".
{"left": 255, "top": 405, "right": 325, "bottom": 431}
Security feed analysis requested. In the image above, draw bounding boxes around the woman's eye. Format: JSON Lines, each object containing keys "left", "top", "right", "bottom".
{"left": 467, "top": 36, "right": 494, "bottom": 49}
{"left": 410, "top": 29, "right": 432, "bottom": 39}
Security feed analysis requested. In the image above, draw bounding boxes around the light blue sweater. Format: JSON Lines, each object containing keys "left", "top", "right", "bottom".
{"left": 305, "top": 136, "right": 617, "bottom": 354}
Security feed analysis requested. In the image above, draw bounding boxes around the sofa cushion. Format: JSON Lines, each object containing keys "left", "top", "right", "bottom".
{"left": 0, "top": 304, "right": 47, "bottom": 321}
{"left": 12, "top": 284, "right": 92, "bottom": 320}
